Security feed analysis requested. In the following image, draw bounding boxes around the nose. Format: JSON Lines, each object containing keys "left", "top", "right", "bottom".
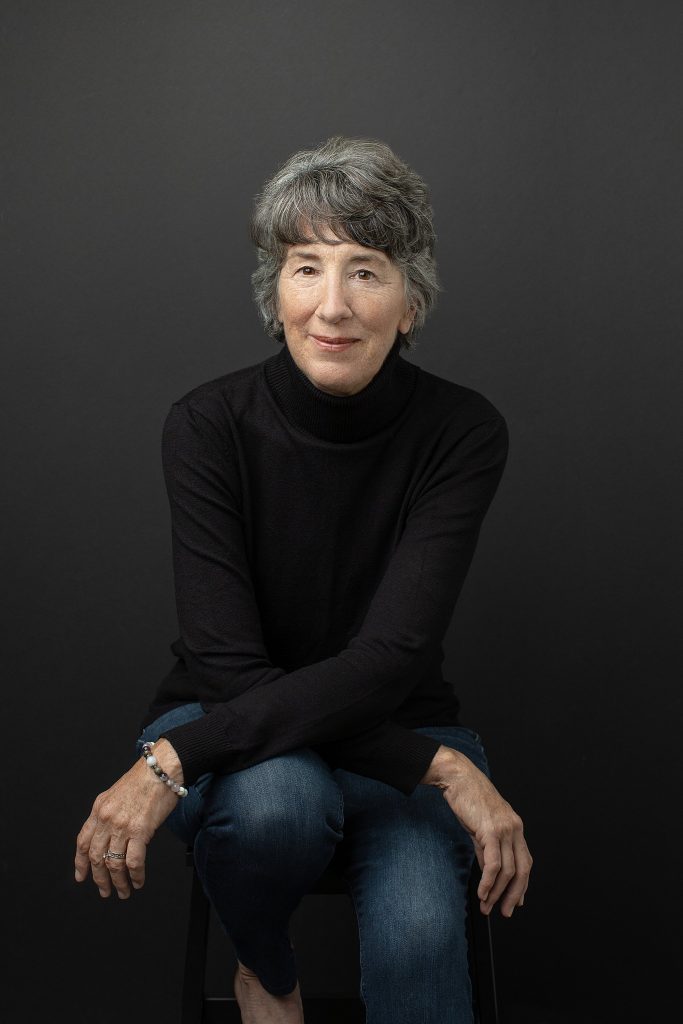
{"left": 316, "top": 271, "right": 353, "bottom": 323}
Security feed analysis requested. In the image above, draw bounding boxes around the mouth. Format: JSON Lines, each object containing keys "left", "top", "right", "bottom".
{"left": 311, "top": 335, "right": 359, "bottom": 351}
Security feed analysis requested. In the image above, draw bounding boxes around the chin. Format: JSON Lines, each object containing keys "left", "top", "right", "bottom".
{"left": 312, "top": 364, "right": 359, "bottom": 390}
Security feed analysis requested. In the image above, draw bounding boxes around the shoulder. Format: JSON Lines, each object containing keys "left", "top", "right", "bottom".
{"left": 408, "top": 364, "right": 510, "bottom": 485}
{"left": 159, "top": 353, "right": 274, "bottom": 474}
{"left": 412, "top": 361, "right": 507, "bottom": 432}
{"left": 162, "top": 351, "right": 273, "bottom": 442}
{"left": 170, "top": 356, "right": 265, "bottom": 416}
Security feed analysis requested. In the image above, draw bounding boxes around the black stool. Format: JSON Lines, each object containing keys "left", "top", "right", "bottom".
{"left": 182, "top": 845, "right": 499, "bottom": 1023}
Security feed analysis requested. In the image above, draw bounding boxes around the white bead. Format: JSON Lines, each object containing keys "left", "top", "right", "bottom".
{"left": 146, "top": 755, "right": 157, "bottom": 766}
{"left": 178, "top": 787, "right": 188, "bottom": 797}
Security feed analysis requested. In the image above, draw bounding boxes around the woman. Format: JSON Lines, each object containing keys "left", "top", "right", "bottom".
{"left": 74, "top": 135, "right": 532, "bottom": 1024}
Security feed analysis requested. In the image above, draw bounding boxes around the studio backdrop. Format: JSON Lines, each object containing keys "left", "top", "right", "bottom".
{"left": 3, "top": 2, "right": 681, "bottom": 1022}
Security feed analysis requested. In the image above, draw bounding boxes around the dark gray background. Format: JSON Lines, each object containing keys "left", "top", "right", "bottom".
{"left": 3, "top": 1, "right": 681, "bottom": 1021}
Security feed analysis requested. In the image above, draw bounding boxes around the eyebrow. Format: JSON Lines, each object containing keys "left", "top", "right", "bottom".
{"left": 286, "top": 249, "right": 388, "bottom": 266}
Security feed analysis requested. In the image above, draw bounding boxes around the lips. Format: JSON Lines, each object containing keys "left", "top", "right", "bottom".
{"left": 311, "top": 335, "right": 358, "bottom": 351}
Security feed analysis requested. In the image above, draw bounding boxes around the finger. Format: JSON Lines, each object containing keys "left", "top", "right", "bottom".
{"left": 472, "top": 838, "right": 485, "bottom": 875}
{"left": 499, "top": 836, "right": 533, "bottom": 917}
{"left": 477, "top": 837, "right": 502, "bottom": 907}
{"left": 504, "top": 872, "right": 529, "bottom": 914}
{"left": 104, "top": 840, "right": 131, "bottom": 900}
{"left": 89, "top": 829, "right": 114, "bottom": 897}
{"left": 125, "top": 838, "right": 147, "bottom": 891}
{"left": 75, "top": 815, "right": 99, "bottom": 882}
{"left": 481, "top": 839, "right": 516, "bottom": 916}
{"left": 501, "top": 877, "right": 526, "bottom": 916}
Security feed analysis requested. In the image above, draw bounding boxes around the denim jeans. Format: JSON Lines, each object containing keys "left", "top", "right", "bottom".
{"left": 136, "top": 703, "right": 490, "bottom": 1024}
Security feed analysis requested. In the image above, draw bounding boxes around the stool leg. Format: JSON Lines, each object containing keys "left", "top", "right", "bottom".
{"left": 182, "top": 864, "right": 211, "bottom": 1024}
{"left": 467, "top": 870, "right": 500, "bottom": 1024}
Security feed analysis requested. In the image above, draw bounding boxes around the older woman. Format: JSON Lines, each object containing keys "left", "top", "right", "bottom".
{"left": 75, "top": 136, "right": 532, "bottom": 1024}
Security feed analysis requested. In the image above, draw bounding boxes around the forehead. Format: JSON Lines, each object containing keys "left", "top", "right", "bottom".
{"left": 284, "top": 236, "right": 390, "bottom": 264}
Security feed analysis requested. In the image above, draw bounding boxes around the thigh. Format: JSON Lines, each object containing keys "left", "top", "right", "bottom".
{"left": 331, "top": 726, "right": 489, "bottom": 943}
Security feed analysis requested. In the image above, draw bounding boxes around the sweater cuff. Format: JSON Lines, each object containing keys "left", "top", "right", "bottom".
{"left": 316, "top": 724, "right": 443, "bottom": 796}
{"left": 160, "top": 707, "right": 234, "bottom": 786}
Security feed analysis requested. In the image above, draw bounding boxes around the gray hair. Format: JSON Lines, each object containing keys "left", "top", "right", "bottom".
{"left": 249, "top": 136, "right": 441, "bottom": 349}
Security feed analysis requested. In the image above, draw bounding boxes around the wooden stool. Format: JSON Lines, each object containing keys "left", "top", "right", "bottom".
{"left": 182, "top": 845, "right": 499, "bottom": 1023}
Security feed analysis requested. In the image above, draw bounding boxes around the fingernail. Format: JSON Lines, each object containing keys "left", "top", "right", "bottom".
{"left": 74, "top": 870, "right": 82, "bottom": 882}
{"left": 98, "top": 889, "right": 107, "bottom": 898}
{"left": 132, "top": 882, "right": 141, "bottom": 890}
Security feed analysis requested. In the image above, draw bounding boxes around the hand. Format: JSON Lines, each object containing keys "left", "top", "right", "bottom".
{"left": 423, "top": 746, "right": 532, "bottom": 918}
{"left": 74, "top": 739, "right": 183, "bottom": 899}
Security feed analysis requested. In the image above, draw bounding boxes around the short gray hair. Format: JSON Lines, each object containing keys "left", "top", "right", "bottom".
{"left": 249, "top": 136, "right": 441, "bottom": 349}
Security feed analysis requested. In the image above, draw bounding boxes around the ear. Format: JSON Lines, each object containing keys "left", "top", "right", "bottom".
{"left": 398, "top": 305, "right": 416, "bottom": 335}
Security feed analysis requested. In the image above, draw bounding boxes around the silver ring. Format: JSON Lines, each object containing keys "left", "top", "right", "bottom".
{"left": 105, "top": 850, "right": 126, "bottom": 860}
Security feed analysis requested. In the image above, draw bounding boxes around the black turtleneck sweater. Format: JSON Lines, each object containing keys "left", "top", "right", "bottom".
{"left": 140, "top": 337, "right": 509, "bottom": 795}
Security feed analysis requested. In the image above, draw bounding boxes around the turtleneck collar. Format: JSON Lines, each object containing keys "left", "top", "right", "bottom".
{"left": 263, "top": 336, "right": 418, "bottom": 443}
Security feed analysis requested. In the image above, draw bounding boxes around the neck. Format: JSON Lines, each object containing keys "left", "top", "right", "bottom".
{"left": 263, "top": 336, "right": 418, "bottom": 443}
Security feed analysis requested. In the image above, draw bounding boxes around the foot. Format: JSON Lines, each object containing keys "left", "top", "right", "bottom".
{"left": 233, "top": 960, "right": 304, "bottom": 1024}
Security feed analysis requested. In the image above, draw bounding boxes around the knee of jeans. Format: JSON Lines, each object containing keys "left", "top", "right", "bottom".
{"left": 203, "top": 753, "right": 344, "bottom": 846}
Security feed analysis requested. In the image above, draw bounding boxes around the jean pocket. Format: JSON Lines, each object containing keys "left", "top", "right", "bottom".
{"left": 458, "top": 727, "right": 484, "bottom": 747}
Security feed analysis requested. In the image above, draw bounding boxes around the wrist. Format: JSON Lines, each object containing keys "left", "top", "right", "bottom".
{"left": 420, "top": 744, "right": 469, "bottom": 789}
{"left": 151, "top": 738, "right": 184, "bottom": 785}
{"left": 138, "top": 738, "right": 187, "bottom": 798}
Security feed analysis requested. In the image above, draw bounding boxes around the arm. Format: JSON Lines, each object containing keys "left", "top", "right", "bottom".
{"left": 159, "top": 401, "right": 509, "bottom": 791}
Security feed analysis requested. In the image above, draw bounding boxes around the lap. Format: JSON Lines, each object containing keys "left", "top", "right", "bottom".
{"left": 136, "top": 706, "right": 488, "bottom": 884}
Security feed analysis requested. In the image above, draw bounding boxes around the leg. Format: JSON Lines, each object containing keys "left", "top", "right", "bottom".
{"left": 194, "top": 746, "right": 345, "bottom": 994}
{"left": 136, "top": 704, "right": 345, "bottom": 997}
{"left": 333, "top": 726, "right": 490, "bottom": 1024}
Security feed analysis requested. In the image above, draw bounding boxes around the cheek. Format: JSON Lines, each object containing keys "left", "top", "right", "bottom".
{"left": 366, "top": 295, "right": 404, "bottom": 328}
{"left": 279, "top": 288, "right": 313, "bottom": 325}
{"left": 286, "top": 304, "right": 309, "bottom": 328}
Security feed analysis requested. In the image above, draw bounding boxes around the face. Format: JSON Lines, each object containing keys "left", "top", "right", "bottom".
{"left": 276, "top": 231, "right": 415, "bottom": 396}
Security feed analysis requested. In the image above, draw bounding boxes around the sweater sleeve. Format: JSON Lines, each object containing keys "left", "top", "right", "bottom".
{"left": 158, "top": 400, "right": 509, "bottom": 794}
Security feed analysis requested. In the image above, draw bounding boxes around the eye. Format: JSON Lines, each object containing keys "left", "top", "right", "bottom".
{"left": 355, "top": 269, "right": 376, "bottom": 281}
{"left": 296, "top": 265, "right": 317, "bottom": 275}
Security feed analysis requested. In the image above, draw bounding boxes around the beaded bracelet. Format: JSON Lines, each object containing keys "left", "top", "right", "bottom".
{"left": 141, "top": 741, "right": 188, "bottom": 797}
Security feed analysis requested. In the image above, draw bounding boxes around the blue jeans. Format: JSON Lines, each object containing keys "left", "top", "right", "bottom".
{"left": 136, "top": 703, "right": 490, "bottom": 1023}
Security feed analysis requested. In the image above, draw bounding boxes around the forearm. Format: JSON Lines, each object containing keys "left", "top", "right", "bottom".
{"left": 164, "top": 710, "right": 442, "bottom": 794}
{"left": 314, "top": 719, "right": 442, "bottom": 796}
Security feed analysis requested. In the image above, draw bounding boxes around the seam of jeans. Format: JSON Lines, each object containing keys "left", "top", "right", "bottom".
{"left": 336, "top": 785, "right": 345, "bottom": 836}
{"left": 344, "top": 871, "right": 368, "bottom": 1012}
